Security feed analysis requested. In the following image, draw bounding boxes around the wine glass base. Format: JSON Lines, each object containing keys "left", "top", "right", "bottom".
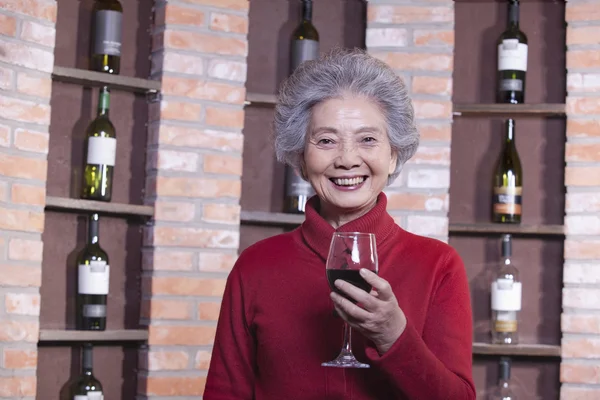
{"left": 321, "top": 353, "right": 370, "bottom": 369}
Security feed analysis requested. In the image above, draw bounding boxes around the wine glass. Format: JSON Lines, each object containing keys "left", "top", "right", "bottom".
{"left": 322, "top": 232, "right": 378, "bottom": 368}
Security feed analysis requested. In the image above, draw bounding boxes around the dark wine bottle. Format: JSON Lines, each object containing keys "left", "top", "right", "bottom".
{"left": 492, "top": 119, "right": 523, "bottom": 224}
{"left": 81, "top": 86, "right": 116, "bottom": 202}
{"left": 496, "top": 0, "right": 528, "bottom": 104}
{"left": 284, "top": 0, "right": 319, "bottom": 214}
{"left": 69, "top": 343, "right": 104, "bottom": 400}
{"left": 91, "top": 0, "right": 123, "bottom": 74}
{"left": 77, "top": 213, "right": 109, "bottom": 331}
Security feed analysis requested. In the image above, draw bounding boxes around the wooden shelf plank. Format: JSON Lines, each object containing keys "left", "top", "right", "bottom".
{"left": 245, "top": 92, "right": 277, "bottom": 107}
{"left": 453, "top": 103, "right": 566, "bottom": 116}
{"left": 39, "top": 329, "right": 148, "bottom": 342}
{"left": 472, "top": 342, "right": 561, "bottom": 357}
{"left": 52, "top": 66, "right": 161, "bottom": 94}
{"left": 240, "top": 210, "right": 304, "bottom": 226}
{"left": 449, "top": 222, "right": 564, "bottom": 236}
{"left": 45, "top": 196, "right": 154, "bottom": 218}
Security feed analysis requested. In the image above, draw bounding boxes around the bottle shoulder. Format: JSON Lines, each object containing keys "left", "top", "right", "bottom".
{"left": 498, "top": 29, "right": 528, "bottom": 44}
{"left": 292, "top": 22, "right": 319, "bottom": 41}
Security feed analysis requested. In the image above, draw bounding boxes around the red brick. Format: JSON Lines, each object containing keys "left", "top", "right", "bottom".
{"left": 566, "top": 215, "right": 600, "bottom": 235}
{"left": 406, "top": 215, "right": 447, "bottom": 236}
{"left": 0, "top": 14, "right": 16, "bottom": 36}
{"left": 561, "top": 362, "right": 600, "bottom": 384}
{"left": 164, "top": 30, "right": 247, "bottom": 56}
{"left": 210, "top": 12, "right": 248, "bottom": 34}
{"left": 203, "top": 153, "right": 242, "bottom": 175}
{"left": 17, "top": 73, "right": 52, "bottom": 98}
{"left": 563, "top": 336, "right": 600, "bottom": 358}
{"left": 156, "top": 176, "right": 241, "bottom": 198}
{"left": 0, "top": 181, "right": 6, "bottom": 200}
{"left": 565, "top": 166, "right": 600, "bottom": 186}
{"left": 156, "top": 149, "right": 198, "bottom": 172}
{"left": 144, "top": 376, "right": 206, "bottom": 396}
{"left": 5, "top": 293, "right": 40, "bottom": 316}
{"left": 20, "top": 20, "right": 55, "bottom": 47}
{"left": 198, "top": 302, "right": 221, "bottom": 321}
{"left": 0, "top": 123, "right": 10, "bottom": 146}
{"left": 179, "top": 0, "right": 248, "bottom": 10}
{"left": 146, "top": 350, "right": 189, "bottom": 371}
{"left": 152, "top": 226, "right": 239, "bottom": 249}
{"left": 566, "top": 143, "right": 600, "bottom": 162}
{"left": 162, "top": 76, "right": 245, "bottom": 105}
{"left": 151, "top": 276, "right": 227, "bottom": 296}
{"left": 566, "top": 3, "right": 600, "bottom": 22}
{"left": 13, "top": 128, "right": 49, "bottom": 153}
{"left": 366, "top": 28, "right": 408, "bottom": 48}
{"left": 165, "top": 3, "right": 205, "bottom": 27}
{"left": 154, "top": 125, "right": 243, "bottom": 152}
{"left": 0, "top": 94, "right": 50, "bottom": 124}
{"left": 414, "top": 29, "right": 454, "bottom": 46}
{"left": 142, "top": 299, "right": 193, "bottom": 320}
{"left": 564, "top": 263, "right": 600, "bottom": 284}
{"left": 386, "top": 192, "right": 447, "bottom": 212}
{"left": 567, "top": 118, "right": 600, "bottom": 138}
{"left": 160, "top": 100, "right": 202, "bottom": 122}
{"left": 374, "top": 52, "right": 452, "bottom": 71}
{"left": 0, "top": 38, "right": 54, "bottom": 72}
{"left": 154, "top": 201, "right": 196, "bottom": 222}
{"left": 0, "top": 207, "right": 44, "bottom": 232}
{"left": 10, "top": 183, "right": 45, "bottom": 206}
{"left": 198, "top": 252, "right": 236, "bottom": 272}
{"left": 208, "top": 59, "right": 246, "bottom": 82}
{"left": 368, "top": 5, "right": 452, "bottom": 23}
{"left": 195, "top": 350, "right": 212, "bottom": 369}
{"left": 3, "top": 349, "right": 37, "bottom": 369}
{"left": 412, "top": 76, "right": 451, "bottom": 96}
{"left": 566, "top": 192, "right": 600, "bottom": 212}
{"left": 8, "top": 238, "right": 43, "bottom": 261}
{"left": 148, "top": 325, "right": 216, "bottom": 345}
{"left": 418, "top": 122, "right": 451, "bottom": 141}
{"left": 568, "top": 50, "right": 600, "bottom": 69}
{"left": 562, "top": 314, "right": 600, "bottom": 334}
{"left": 568, "top": 26, "right": 600, "bottom": 46}
{"left": 565, "top": 239, "right": 600, "bottom": 260}
{"left": 411, "top": 146, "right": 450, "bottom": 166}
{"left": 563, "top": 288, "right": 600, "bottom": 309}
{"left": 0, "top": 320, "right": 38, "bottom": 342}
{"left": 0, "top": 154, "right": 46, "bottom": 180}
{"left": 413, "top": 100, "right": 451, "bottom": 119}
{"left": 142, "top": 250, "right": 194, "bottom": 271}
{"left": 202, "top": 203, "right": 240, "bottom": 224}
{"left": 405, "top": 168, "right": 450, "bottom": 189}
{"left": 568, "top": 97, "right": 600, "bottom": 115}
{"left": 0, "top": 66, "right": 12, "bottom": 90}
{"left": 161, "top": 51, "right": 204, "bottom": 75}
{"left": 0, "top": 376, "right": 36, "bottom": 397}
{"left": 0, "top": 265, "right": 41, "bottom": 287}
{"left": 560, "top": 387, "right": 600, "bottom": 400}
{"left": 206, "top": 107, "right": 245, "bottom": 129}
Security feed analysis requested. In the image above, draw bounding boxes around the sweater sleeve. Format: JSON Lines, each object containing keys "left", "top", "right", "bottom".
{"left": 364, "top": 249, "right": 476, "bottom": 400}
{"left": 204, "top": 265, "right": 255, "bottom": 399}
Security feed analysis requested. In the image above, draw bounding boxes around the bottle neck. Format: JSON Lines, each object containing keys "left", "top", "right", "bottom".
{"left": 82, "top": 346, "right": 94, "bottom": 375}
{"left": 302, "top": 0, "right": 313, "bottom": 22}
{"left": 88, "top": 214, "right": 100, "bottom": 245}
{"left": 505, "top": 119, "right": 516, "bottom": 145}
{"left": 508, "top": 1, "right": 520, "bottom": 28}
{"left": 97, "top": 87, "right": 110, "bottom": 117}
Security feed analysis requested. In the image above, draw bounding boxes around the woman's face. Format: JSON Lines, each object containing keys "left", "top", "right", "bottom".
{"left": 302, "top": 95, "right": 397, "bottom": 215}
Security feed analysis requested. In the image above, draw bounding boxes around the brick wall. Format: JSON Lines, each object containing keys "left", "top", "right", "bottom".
{"left": 140, "top": 0, "right": 247, "bottom": 397}
{"left": 560, "top": 0, "right": 600, "bottom": 398}
{"left": 366, "top": 0, "right": 454, "bottom": 242}
{"left": 0, "top": 0, "right": 56, "bottom": 398}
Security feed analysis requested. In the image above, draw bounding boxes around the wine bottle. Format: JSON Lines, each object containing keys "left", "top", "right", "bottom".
{"left": 496, "top": 0, "right": 528, "bottom": 104}
{"left": 91, "top": 0, "right": 123, "bottom": 74}
{"left": 491, "top": 234, "right": 521, "bottom": 345}
{"left": 284, "top": 0, "right": 319, "bottom": 214}
{"left": 492, "top": 119, "right": 522, "bottom": 224}
{"left": 69, "top": 343, "right": 104, "bottom": 400}
{"left": 81, "top": 86, "right": 116, "bottom": 202}
{"left": 77, "top": 213, "right": 109, "bottom": 331}
{"left": 489, "top": 357, "right": 516, "bottom": 400}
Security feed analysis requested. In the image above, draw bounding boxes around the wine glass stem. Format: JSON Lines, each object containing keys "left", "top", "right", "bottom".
{"left": 342, "top": 321, "right": 353, "bottom": 354}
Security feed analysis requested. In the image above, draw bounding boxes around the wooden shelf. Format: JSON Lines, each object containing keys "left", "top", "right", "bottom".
{"left": 240, "top": 210, "right": 304, "bottom": 226}
{"left": 472, "top": 342, "right": 561, "bottom": 357}
{"left": 52, "top": 66, "right": 161, "bottom": 94}
{"left": 39, "top": 329, "right": 148, "bottom": 343}
{"left": 45, "top": 196, "right": 154, "bottom": 218}
{"left": 245, "top": 92, "right": 277, "bottom": 107}
{"left": 453, "top": 103, "right": 566, "bottom": 117}
{"left": 449, "top": 222, "right": 564, "bottom": 236}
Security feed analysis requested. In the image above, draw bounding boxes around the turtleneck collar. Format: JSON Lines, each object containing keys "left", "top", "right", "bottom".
{"left": 299, "top": 192, "right": 398, "bottom": 261}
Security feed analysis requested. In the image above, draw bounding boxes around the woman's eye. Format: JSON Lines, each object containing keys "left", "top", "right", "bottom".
{"left": 318, "top": 138, "right": 333, "bottom": 145}
{"left": 362, "top": 137, "right": 376, "bottom": 143}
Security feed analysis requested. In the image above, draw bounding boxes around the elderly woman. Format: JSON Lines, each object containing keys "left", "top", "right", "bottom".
{"left": 204, "top": 48, "right": 475, "bottom": 399}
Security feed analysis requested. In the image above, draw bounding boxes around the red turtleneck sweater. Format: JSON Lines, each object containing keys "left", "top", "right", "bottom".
{"left": 204, "top": 193, "right": 475, "bottom": 399}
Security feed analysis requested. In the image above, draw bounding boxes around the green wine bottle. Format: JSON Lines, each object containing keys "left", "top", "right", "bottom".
{"left": 81, "top": 86, "right": 116, "bottom": 202}
{"left": 284, "top": 0, "right": 319, "bottom": 214}
{"left": 492, "top": 119, "right": 523, "bottom": 224}
{"left": 77, "top": 213, "right": 109, "bottom": 331}
{"left": 496, "top": 0, "right": 528, "bottom": 104}
{"left": 69, "top": 343, "right": 104, "bottom": 400}
{"left": 91, "top": 0, "right": 123, "bottom": 74}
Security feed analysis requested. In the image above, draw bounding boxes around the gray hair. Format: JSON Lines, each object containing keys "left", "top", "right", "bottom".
{"left": 273, "top": 47, "right": 419, "bottom": 185}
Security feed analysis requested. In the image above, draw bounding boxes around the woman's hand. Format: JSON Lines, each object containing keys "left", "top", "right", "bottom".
{"left": 330, "top": 268, "right": 407, "bottom": 355}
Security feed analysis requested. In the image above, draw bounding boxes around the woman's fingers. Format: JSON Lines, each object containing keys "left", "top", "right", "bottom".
{"left": 333, "top": 278, "right": 380, "bottom": 311}
{"left": 330, "top": 291, "right": 371, "bottom": 321}
{"left": 359, "top": 269, "right": 395, "bottom": 301}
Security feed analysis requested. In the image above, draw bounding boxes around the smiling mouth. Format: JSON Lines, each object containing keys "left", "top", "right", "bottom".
{"left": 330, "top": 176, "right": 367, "bottom": 187}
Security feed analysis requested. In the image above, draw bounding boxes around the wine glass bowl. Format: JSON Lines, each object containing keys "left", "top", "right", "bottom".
{"left": 322, "top": 232, "right": 378, "bottom": 369}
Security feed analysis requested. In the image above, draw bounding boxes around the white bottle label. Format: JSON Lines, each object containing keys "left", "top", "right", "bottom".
{"left": 491, "top": 279, "right": 522, "bottom": 311}
{"left": 498, "top": 39, "right": 528, "bottom": 71}
{"left": 87, "top": 392, "right": 104, "bottom": 400}
{"left": 74, "top": 396, "right": 88, "bottom": 400}
{"left": 78, "top": 261, "right": 110, "bottom": 295}
{"left": 87, "top": 136, "right": 116, "bottom": 166}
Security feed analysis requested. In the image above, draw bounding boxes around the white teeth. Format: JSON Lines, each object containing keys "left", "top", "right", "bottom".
{"left": 333, "top": 177, "right": 365, "bottom": 186}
